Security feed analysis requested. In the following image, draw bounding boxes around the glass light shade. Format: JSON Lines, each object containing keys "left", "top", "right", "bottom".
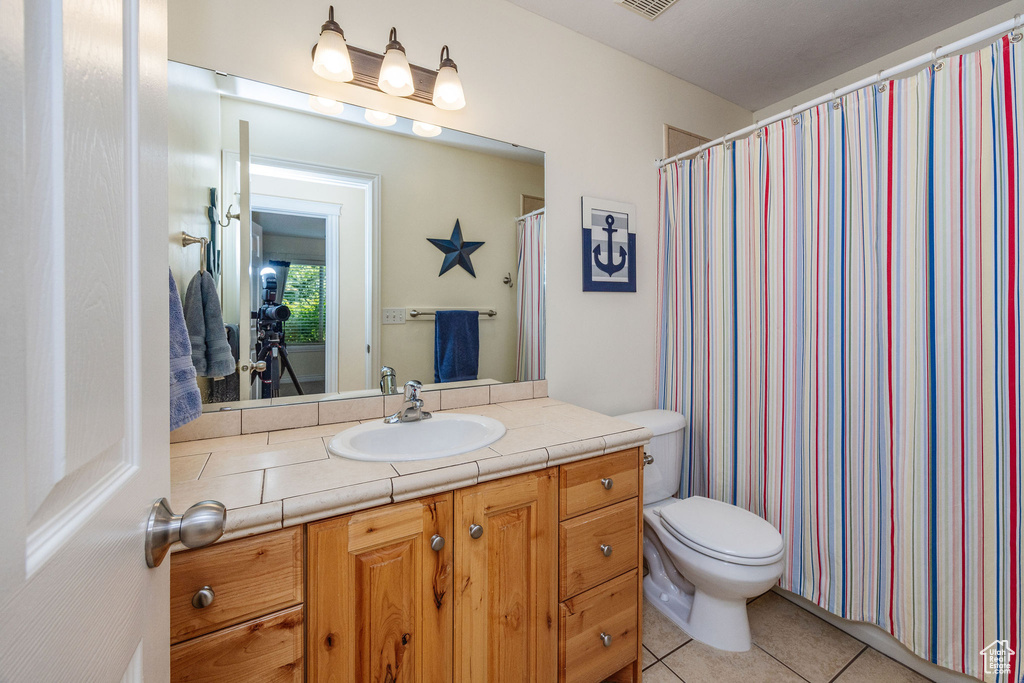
{"left": 312, "top": 29, "right": 354, "bottom": 82}
{"left": 432, "top": 65, "right": 465, "bottom": 110}
{"left": 412, "top": 121, "right": 442, "bottom": 137}
{"left": 308, "top": 95, "right": 345, "bottom": 115}
{"left": 378, "top": 48, "right": 415, "bottom": 97}
{"left": 364, "top": 109, "right": 397, "bottom": 127}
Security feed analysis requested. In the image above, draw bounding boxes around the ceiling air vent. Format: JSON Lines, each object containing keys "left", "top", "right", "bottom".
{"left": 617, "top": 0, "right": 678, "bottom": 20}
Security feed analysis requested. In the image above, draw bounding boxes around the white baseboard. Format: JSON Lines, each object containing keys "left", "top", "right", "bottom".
{"left": 772, "top": 588, "right": 980, "bottom": 682}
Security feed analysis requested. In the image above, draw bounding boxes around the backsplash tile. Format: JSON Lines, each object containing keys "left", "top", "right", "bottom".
{"left": 533, "top": 380, "right": 548, "bottom": 398}
{"left": 440, "top": 385, "right": 490, "bottom": 410}
{"left": 241, "top": 403, "right": 318, "bottom": 434}
{"left": 489, "top": 381, "right": 534, "bottom": 403}
{"left": 319, "top": 396, "right": 384, "bottom": 424}
{"left": 170, "top": 410, "right": 241, "bottom": 443}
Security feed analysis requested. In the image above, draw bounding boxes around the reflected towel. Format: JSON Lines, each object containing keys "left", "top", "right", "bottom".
{"left": 184, "top": 270, "right": 236, "bottom": 378}
{"left": 169, "top": 269, "right": 202, "bottom": 431}
{"left": 434, "top": 310, "right": 479, "bottom": 383}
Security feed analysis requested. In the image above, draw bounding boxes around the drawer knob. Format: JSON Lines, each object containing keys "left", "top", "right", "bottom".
{"left": 191, "top": 586, "right": 215, "bottom": 609}
{"left": 430, "top": 534, "right": 445, "bottom": 552}
{"left": 600, "top": 632, "right": 613, "bottom": 647}
{"left": 600, "top": 544, "right": 613, "bottom": 557}
{"left": 601, "top": 477, "right": 613, "bottom": 490}
{"left": 469, "top": 524, "right": 483, "bottom": 540}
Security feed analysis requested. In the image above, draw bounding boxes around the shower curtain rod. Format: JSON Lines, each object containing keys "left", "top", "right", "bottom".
{"left": 656, "top": 14, "right": 1024, "bottom": 168}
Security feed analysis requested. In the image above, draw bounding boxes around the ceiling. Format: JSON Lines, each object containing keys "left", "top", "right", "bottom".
{"left": 506, "top": 0, "right": 1006, "bottom": 112}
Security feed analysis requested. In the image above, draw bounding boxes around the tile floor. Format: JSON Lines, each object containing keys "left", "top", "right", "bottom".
{"left": 640, "top": 591, "right": 932, "bottom": 683}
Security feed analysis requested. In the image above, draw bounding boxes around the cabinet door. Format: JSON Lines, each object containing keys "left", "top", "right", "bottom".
{"left": 454, "top": 469, "right": 558, "bottom": 682}
{"left": 307, "top": 493, "right": 453, "bottom": 683}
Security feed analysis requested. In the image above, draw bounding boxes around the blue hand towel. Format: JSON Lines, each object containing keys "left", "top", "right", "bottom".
{"left": 184, "top": 270, "right": 236, "bottom": 378}
{"left": 169, "top": 270, "right": 202, "bottom": 431}
{"left": 434, "top": 310, "right": 479, "bottom": 383}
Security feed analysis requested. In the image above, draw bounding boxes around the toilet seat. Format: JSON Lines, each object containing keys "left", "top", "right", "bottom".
{"left": 657, "top": 496, "right": 784, "bottom": 566}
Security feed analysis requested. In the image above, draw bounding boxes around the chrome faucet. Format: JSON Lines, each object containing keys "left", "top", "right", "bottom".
{"left": 384, "top": 380, "right": 432, "bottom": 423}
{"left": 380, "top": 365, "right": 397, "bottom": 395}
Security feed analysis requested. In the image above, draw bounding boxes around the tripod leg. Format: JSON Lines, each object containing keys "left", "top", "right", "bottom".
{"left": 277, "top": 346, "right": 304, "bottom": 395}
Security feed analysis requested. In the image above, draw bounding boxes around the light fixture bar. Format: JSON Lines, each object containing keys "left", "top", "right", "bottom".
{"left": 343, "top": 45, "right": 438, "bottom": 105}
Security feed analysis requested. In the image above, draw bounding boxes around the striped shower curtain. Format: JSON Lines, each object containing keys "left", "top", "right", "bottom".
{"left": 516, "top": 210, "right": 545, "bottom": 381}
{"left": 657, "top": 35, "right": 1023, "bottom": 682}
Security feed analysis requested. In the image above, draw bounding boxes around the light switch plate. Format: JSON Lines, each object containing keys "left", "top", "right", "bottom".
{"left": 383, "top": 308, "right": 406, "bottom": 324}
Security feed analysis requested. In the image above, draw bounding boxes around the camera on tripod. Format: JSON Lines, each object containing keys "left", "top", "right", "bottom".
{"left": 250, "top": 263, "right": 304, "bottom": 398}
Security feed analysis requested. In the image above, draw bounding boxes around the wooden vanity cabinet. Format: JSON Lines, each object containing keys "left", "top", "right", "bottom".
{"left": 169, "top": 447, "right": 645, "bottom": 683}
{"left": 306, "top": 492, "right": 454, "bottom": 683}
{"left": 454, "top": 468, "right": 559, "bottom": 681}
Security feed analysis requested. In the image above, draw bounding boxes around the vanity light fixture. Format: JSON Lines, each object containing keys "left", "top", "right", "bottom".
{"left": 378, "top": 28, "right": 415, "bottom": 97}
{"left": 311, "top": 6, "right": 354, "bottom": 82}
{"left": 411, "top": 121, "right": 442, "bottom": 137}
{"left": 308, "top": 95, "right": 345, "bottom": 115}
{"left": 432, "top": 45, "right": 466, "bottom": 111}
{"left": 365, "top": 109, "right": 397, "bottom": 127}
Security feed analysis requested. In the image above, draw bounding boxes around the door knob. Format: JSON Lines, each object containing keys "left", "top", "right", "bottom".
{"left": 600, "top": 632, "right": 613, "bottom": 647}
{"left": 191, "top": 586, "right": 215, "bottom": 609}
{"left": 430, "top": 534, "right": 445, "bottom": 551}
{"left": 469, "top": 524, "right": 483, "bottom": 539}
{"left": 145, "top": 498, "right": 226, "bottom": 568}
{"left": 601, "top": 477, "right": 613, "bottom": 490}
{"left": 643, "top": 452, "right": 654, "bottom": 466}
{"left": 600, "top": 544, "right": 613, "bottom": 557}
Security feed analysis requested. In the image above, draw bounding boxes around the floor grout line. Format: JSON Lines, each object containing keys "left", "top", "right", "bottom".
{"left": 826, "top": 645, "right": 869, "bottom": 683}
{"left": 751, "top": 643, "right": 814, "bottom": 683}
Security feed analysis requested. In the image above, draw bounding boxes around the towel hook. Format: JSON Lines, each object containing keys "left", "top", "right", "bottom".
{"left": 182, "top": 232, "right": 209, "bottom": 274}
{"left": 218, "top": 204, "right": 241, "bottom": 228}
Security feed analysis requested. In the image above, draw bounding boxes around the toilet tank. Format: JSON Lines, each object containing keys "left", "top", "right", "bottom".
{"left": 615, "top": 409, "right": 687, "bottom": 506}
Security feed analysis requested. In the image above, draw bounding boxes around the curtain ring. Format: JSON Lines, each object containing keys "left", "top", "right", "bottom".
{"left": 755, "top": 129, "right": 762, "bottom": 138}
{"left": 877, "top": 83, "right": 887, "bottom": 93}
{"left": 791, "top": 114, "right": 801, "bottom": 125}
{"left": 724, "top": 141, "right": 732, "bottom": 150}
{"left": 1013, "top": 31, "right": 1023, "bottom": 43}
{"left": 832, "top": 100, "right": 842, "bottom": 110}
{"left": 934, "top": 61, "right": 944, "bottom": 71}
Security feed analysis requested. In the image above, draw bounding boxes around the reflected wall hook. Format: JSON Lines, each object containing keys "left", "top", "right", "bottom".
{"left": 218, "top": 204, "right": 240, "bottom": 228}
{"left": 502, "top": 272, "right": 513, "bottom": 288}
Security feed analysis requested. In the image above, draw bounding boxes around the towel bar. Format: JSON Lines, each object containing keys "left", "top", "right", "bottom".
{"left": 409, "top": 308, "right": 496, "bottom": 319}
{"left": 181, "top": 232, "right": 209, "bottom": 273}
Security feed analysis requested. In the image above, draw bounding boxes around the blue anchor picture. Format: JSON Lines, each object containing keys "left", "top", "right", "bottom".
{"left": 581, "top": 197, "right": 636, "bottom": 292}
{"left": 592, "top": 213, "right": 627, "bottom": 275}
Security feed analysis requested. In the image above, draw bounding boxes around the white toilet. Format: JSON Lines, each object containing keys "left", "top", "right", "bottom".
{"left": 617, "top": 409, "right": 785, "bottom": 652}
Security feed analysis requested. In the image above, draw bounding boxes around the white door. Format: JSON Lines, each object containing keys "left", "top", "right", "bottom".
{"left": 0, "top": 0, "right": 172, "bottom": 680}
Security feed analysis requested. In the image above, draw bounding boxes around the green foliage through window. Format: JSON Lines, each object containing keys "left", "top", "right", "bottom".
{"left": 282, "top": 263, "right": 326, "bottom": 345}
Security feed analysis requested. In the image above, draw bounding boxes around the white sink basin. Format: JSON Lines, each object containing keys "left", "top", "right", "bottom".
{"left": 327, "top": 413, "right": 506, "bottom": 462}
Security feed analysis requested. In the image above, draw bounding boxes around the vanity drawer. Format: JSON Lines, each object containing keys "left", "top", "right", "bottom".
{"left": 559, "top": 448, "right": 639, "bottom": 520}
{"left": 559, "top": 498, "right": 638, "bottom": 600}
{"left": 170, "top": 527, "right": 303, "bottom": 644}
{"left": 559, "top": 570, "right": 638, "bottom": 683}
{"left": 170, "top": 606, "right": 304, "bottom": 683}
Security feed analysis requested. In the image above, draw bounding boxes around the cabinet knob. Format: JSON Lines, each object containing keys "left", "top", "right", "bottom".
{"left": 600, "top": 632, "right": 613, "bottom": 647}
{"left": 469, "top": 524, "right": 483, "bottom": 539}
{"left": 600, "top": 544, "right": 613, "bottom": 557}
{"left": 430, "top": 534, "right": 445, "bottom": 552}
{"left": 191, "top": 586, "right": 215, "bottom": 609}
{"left": 600, "top": 477, "right": 613, "bottom": 490}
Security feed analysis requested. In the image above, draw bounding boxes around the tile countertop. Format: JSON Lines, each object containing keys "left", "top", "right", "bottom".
{"left": 169, "top": 398, "right": 653, "bottom": 551}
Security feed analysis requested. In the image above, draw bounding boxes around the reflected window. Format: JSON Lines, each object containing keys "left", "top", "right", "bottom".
{"left": 282, "top": 263, "right": 327, "bottom": 345}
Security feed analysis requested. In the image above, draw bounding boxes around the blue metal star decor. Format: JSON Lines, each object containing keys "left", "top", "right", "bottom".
{"left": 427, "top": 219, "right": 484, "bottom": 277}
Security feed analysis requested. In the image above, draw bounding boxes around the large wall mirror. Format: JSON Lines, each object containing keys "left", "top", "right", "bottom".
{"left": 168, "top": 62, "right": 545, "bottom": 411}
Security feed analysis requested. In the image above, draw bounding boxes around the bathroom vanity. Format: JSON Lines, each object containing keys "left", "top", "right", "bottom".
{"left": 166, "top": 393, "right": 651, "bottom": 682}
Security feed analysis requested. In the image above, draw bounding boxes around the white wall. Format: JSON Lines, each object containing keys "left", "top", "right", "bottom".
{"left": 755, "top": 0, "right": 1024, "bottom": 120}
{"left": 168, "top": 0, "right": 753, "bottom": 415}
{"left": 167, "top": 62, "right": 220, "bottom": 294}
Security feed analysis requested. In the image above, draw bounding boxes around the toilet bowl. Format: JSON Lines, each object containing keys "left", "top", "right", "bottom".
{"left": 617, "top": 410, "right": 785, "bottom": 652}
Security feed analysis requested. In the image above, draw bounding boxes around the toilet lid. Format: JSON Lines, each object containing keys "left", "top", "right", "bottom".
{"left": 659, "top": 496, "right": 784, "bottom": 562}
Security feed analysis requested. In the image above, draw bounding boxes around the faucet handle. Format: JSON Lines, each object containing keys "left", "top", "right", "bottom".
{"left": 404, "top": 380, "right": 422, "bottom": 401}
